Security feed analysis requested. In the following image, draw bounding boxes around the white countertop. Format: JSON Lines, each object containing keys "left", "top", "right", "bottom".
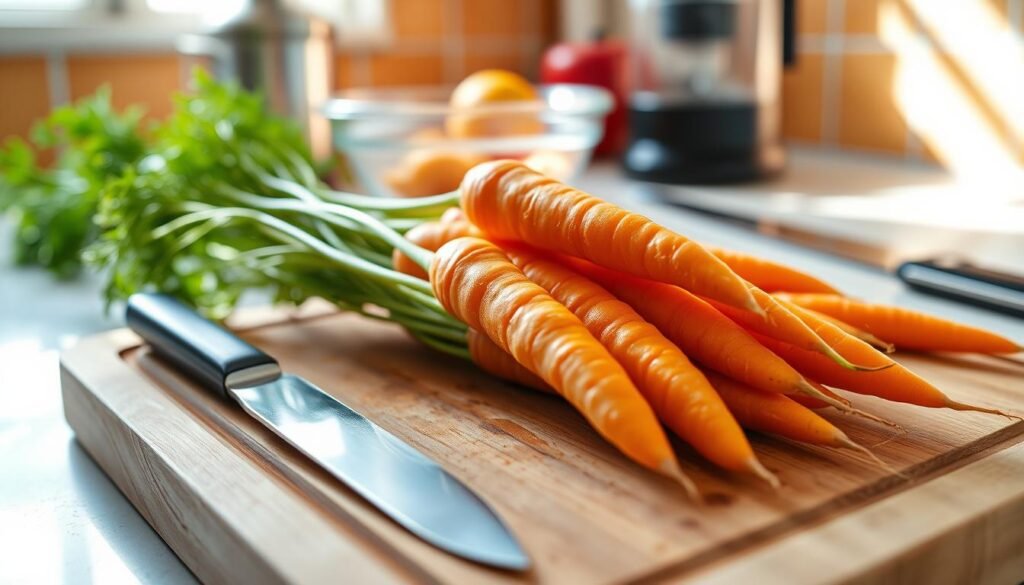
{"left": 0, "top": 223, "right": 199, "bottom": 585}
{"left": 2, "top": 154, "right": 1021, "bottom": 584}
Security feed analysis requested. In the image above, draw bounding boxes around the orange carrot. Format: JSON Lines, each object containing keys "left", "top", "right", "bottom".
{"left": 754, "top": 333, "right": 1010, "bottom": 415}
{"left": 467, "top": 328, "right": 551, "bottom": 393}
{"left": 459, "top": 160, "right": 759, "bottom": 313}
{"left": 400, "top": 223, "right": 767, "bottom": 477}
{"left": 504, "top": 245, "right": 774, "bottom": 482}
{"left": 779, "top": 299, "right": 899, "bottom": 372}
{"left": 703, "top": 371, "right": 867, "bottom": 451}
{"left": 790, "top": 303, "right": 895, "bottom": 353}
{"left": 563, "top": 258, "right": 829, "bottom": 399}
{"left": 775, "top": 293, "right": 1022, "bottom": 354}
{"left": 426, "top": 204, "right": 857, "bottom": 374}
{"left": 705, "top": 287, "right": 879, "bottom": 371}
{"left": 791, "top": 383, "right": 851, "bottom": 409}
{"left": 789, "top": 393, "right": 829, "bottom": 410}
{"left": 430, "top": 237, "right": 694, "bottom": 490}
{"left": 439, "top": 206, "right": 469, "bottom": 224}
{"left": 709, "top": 248, "right": 841, "bottom": 294}
{"left": 392, "top": 219, "right": 479, "bottom": 279}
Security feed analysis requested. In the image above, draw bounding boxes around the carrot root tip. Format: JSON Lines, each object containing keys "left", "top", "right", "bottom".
{"left": 944, "top": 399, "right": 1022, "bottom": 421}
{"left": 660, "top": 460, "right": 703, "bottom": 503}
{"left": 797, "top": 380, "right": 905, "bottom": 431}
{"left": 746, "top": 457, "right": 781, "bottom": 490}
{"left": 839, "top": 406, "right": 906, "bottom": 432}
{"left": 835, "top": 432, "right": 906, "bottom": 477}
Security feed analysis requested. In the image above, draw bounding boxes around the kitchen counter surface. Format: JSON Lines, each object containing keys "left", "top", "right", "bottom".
{"left": 2, "top": 155, "right": 1021, "bottom": 584}
{"left": 0, "top": 220, "right": 200, "bottom": 585}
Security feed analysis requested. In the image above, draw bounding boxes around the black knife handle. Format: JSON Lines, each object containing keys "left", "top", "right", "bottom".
{"left": 126, "top": 293, "right": 279, "bottom": 398}
{"left": 897, "top": 260, "right": 1024, "bottom": 319}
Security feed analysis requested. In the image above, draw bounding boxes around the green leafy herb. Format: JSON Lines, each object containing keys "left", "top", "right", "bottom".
{"left": 85, "top": 70, "right": 465, "bottom": 350}
{"left": 2, "top": 70, "right": 467, "bottom": 353}
{"left": 0, "top": 87, "right": 146, "bottom": 277}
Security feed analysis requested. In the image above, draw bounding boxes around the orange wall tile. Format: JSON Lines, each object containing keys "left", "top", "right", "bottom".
{"left": 334, "top": 54, "right": 356, "bottom": 90}
{"left": 797, "top": 0, "right": 829, "bottom": 35}
{"left": 782, "top": 54, "right": 825, "bottom": 142}
{"left": 369, "top": 52, "right": 444, "bottom": 87}
{"left": 538, "top": 0, "right": 560, "bottom": 45}
{"left": 0, "top": 56, "right": 51, "bottom": 142}
{"left": 67, "top": 54, "right": 182, "bottom": 119}
{"left": 391, "top": 0, "right": 446, "bottom": 39}
{"left": 462, "top": 52, "right": 528, "bottom": 79}
{"left": 844, "top": 0, "right": 889, "bottom": 34}
{"left": 838, "top": 53, "right": 907, "bottom": 153}
{"left": 463, "top": 0, "right": 528, "bottom": 37}
{"left": 179, "top": 54, "right": 212, "bottom": 77}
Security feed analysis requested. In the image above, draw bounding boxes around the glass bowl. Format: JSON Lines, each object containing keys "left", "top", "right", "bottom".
{"left": 322, "top": 84, "right": 614, "bottom": 197}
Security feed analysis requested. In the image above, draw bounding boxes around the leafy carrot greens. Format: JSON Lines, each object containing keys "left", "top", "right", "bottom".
{"left": 0, "top": 88, "right": 146, "bottom": 277}
{"left": 86, "top": 72, "right": 461, "bottom": 348}
{"left": 0, "top": 71, "right": 461, "bottom": 346}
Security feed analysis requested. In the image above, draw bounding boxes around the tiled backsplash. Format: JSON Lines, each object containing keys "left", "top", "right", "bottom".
{"left": 1, "top": 0, "right": 1021, "bottom": 172}
{"left": 336, "top": 0, "right": 557, "bottom": 89}
{"left": 784, "top": 0, "right": 1024, "bottom": 170}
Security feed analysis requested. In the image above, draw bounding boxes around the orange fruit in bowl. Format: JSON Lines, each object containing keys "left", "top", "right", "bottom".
{"left": 450, "top": 69, "right": 537, "bottom": 107}
{"left": 385, "top": 149, "right": 487, "bottom": 198}
{"left": 446, "top": 69, "right": 545, "bottom": 138}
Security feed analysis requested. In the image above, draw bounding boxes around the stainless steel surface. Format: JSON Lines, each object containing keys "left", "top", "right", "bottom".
{"left": 178, "top": 0, "right": 334, "bottom": 159}
{"left": 229, "top": 374, "right": 530, "bottom": 571}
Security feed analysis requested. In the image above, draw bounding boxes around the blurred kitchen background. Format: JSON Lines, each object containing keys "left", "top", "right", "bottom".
{"left": 1, "top": 0, "right": 1023, "bottom": 176}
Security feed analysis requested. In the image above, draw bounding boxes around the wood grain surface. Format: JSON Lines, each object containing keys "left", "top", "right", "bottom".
{"left": 60, "top": 306, "right": 1024, "bottom": 584}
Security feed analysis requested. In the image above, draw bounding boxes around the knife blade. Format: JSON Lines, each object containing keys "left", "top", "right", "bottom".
{"left": 125, "top": 293, "right": 530, "bottom": 571}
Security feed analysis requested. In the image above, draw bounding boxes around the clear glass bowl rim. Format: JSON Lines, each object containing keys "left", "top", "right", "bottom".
{"left": 322, "top": 83, "right": 614, "bottom": 120}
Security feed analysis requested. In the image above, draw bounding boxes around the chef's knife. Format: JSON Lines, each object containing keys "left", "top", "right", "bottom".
{"left": 126, "top": 293, "right": 530, "bottom": 571}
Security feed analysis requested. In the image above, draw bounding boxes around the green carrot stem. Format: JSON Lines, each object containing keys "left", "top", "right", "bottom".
{"left": 275, "top": 145, "right": 318, "bottom": 188}
{"left": 317, "top": 188, "right": 461, "bottom": 214}
{"left": 356, "top": 308, "right": 466, "bottom": 343}
{"left": 217, "top": 185, "right": 434, "bottom": 272}
{"left": 151, "top": 206, "right": 434, "bottom": 294}
{"left": 409, "top": 330, "right": 471, "bottom": 361}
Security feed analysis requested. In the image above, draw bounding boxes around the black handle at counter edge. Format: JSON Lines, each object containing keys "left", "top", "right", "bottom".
{"left": 897, "top": 261, "right": 1024, "bottom": 319}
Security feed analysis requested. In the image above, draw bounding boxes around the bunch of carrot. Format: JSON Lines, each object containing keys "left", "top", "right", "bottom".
{"left": 77, "top": 72, "right": 1015, "bottom": 496}
{"left": 392, "top": 160, "right": 1020, "bottom": 495}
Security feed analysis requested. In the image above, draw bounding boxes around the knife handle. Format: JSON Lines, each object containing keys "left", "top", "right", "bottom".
{"left": 126, "top": 293, "right": 280, "bottom": 399}
{"left": 897, "top": 260, "right": 1024, "bottom": 319}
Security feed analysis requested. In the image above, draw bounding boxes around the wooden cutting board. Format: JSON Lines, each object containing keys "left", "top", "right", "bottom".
{"left": 60, "top": 303, "right": 1024, "bottom": 585}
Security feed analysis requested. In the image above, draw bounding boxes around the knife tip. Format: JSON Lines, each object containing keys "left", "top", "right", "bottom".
{"left": 482, "top": 540, "right": 532, "bottom": 572}
{"left": 451, "top": 530, "right": 531, "bottom": 572}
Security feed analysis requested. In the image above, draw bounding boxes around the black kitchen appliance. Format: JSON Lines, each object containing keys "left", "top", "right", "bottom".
{"left": 625, "top": 0, "right": 795, "bottom": 184}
